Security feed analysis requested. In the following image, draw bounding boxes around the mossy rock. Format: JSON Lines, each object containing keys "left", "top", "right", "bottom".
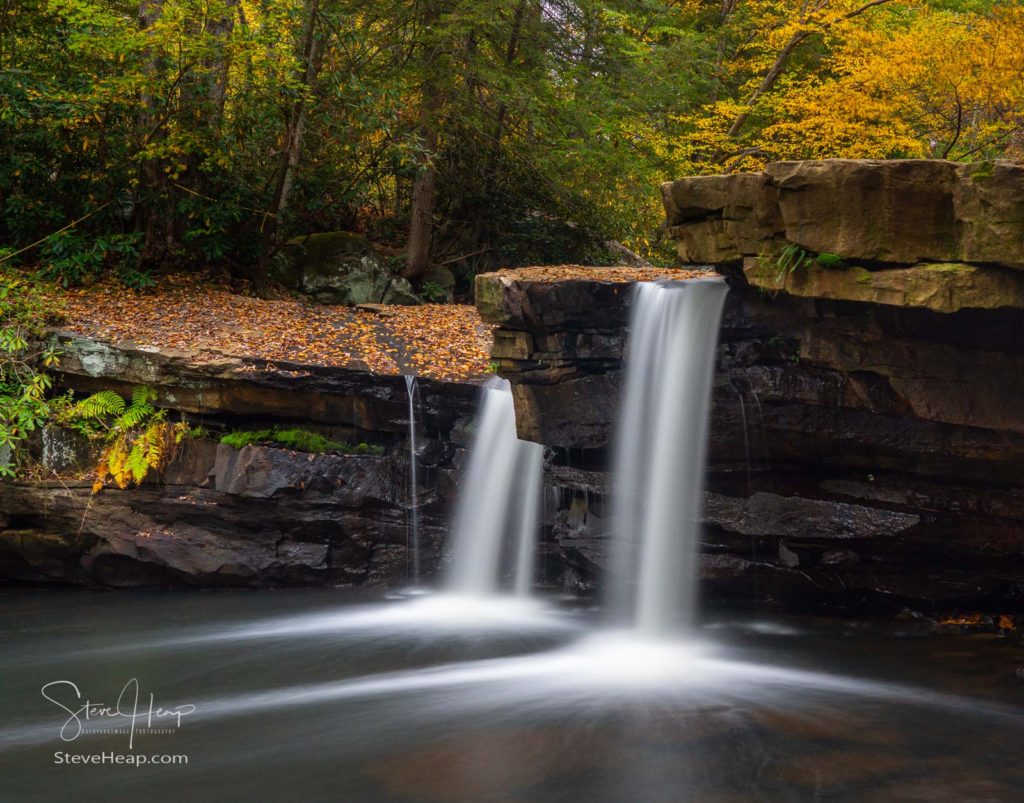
{"left": 273, "top": 232, "right": 419, "bottom": 306}
{"left": 421, "top": 264, "right": 457, "bottom": 301}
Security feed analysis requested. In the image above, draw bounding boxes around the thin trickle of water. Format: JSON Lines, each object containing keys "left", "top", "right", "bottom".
{"left": 513, "top": 441, "right": 544, "bottom": 597}
{"left": 404, "top": 375, "right": 421, "bottom": 584}
{"left": 735, "top": 385, "right": 753, "bottom": 497}
{"left": 611, "top": 279, "right": 729, "bottom": 636}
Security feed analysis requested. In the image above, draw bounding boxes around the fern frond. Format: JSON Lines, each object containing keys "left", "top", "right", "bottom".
{"left": 106, "top": 434, "right": 132, "bottom": 489}
{"left": 143, "top": 422, "right": 167, "bottom": 468}
{"left": 74, "top": 390, "right": 125, "bottom": 421}
{"left": 113, "top": 404, "right": 154, "bottom": 431}
{"left": 126, "top": 440, "right": 150, "bottom": 483}
{"left": 131, "top": 386, "right": 157, "bottom": 409}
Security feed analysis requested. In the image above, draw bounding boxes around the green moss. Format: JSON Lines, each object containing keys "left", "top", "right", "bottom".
{"left": 814, "top": 252, "right": 845, "bottom": 268}
{"left": 969, "top": 160, "right": 995, "bottom": 181}
{"left": 850, "top": 266, "right": 875, "bottom": 284}
{"left": 220, "top": 427, "right": 384, "bottom": 455}
{"left": 923, "top": 262, "right": 974, "bottom": 274}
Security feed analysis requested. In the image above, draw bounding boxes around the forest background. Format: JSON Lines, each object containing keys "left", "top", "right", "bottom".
{"left": 0, "top": 0, "right": 1021, "bottom": 294}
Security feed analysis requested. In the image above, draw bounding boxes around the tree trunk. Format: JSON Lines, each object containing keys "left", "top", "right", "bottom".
{"left": 136, "top": 0, "right": 173, "bottom": 265}
{"left": 403, "top": 1, "right": 445, "bottom": 280}
{"left": 177, "top": 0, "right": 239, "bottom": 242}
{"left": 253, "top": 0, "right": 323, "bottom": 297}
{"left": 404, "top": 126, "right": 438, "bottom": 280}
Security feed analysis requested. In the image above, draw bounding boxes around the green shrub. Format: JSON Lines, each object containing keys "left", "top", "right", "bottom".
{"left": 419, "top": 280, "right": 448, "bottom": 303}
{"left": 39, "top": 231, "right": 143, "bottom": 288}
{"left": 0, "top": 271, "right": 61, "bottom": 477}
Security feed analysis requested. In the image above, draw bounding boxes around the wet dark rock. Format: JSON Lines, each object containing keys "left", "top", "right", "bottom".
{"left": 480, "top": 263, "right": 1024, "bottom": 613}
{"left": 0, "top": 442, "right": 451, "bottom": 588}
{"left": 0, "top": 339, "right": 476, "bottom": 589}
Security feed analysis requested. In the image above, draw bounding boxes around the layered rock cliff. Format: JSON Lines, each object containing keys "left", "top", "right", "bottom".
{"left": 477, "top": 160, "right": 1024, "bottom": 614}
{"left": 0, "top": 335, "right": 478, "bottom": 587}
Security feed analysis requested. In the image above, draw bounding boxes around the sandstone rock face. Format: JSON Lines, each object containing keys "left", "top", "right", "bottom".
{"left": 273, "top": 231, "right": 419, "bottom": 305}
{"left": 662, "top": 159, "right": 1024, "bottom": 271}
{"left": 476, "top": 266, "right": 1024, "bottom": 613}
{"left": 744, "top": 259, "right": 1024, "bottom": 313}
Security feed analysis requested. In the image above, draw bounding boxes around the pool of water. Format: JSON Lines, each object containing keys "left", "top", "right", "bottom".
{"left": 1, "top": 588, "right": 1022, "bottom": 802}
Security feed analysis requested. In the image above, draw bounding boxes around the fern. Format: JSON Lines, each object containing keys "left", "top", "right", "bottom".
{"left": 113, "top": 402, "right": 158, "bottom": 431}
{"left": 131, "top": 386, "right": 157, "bottom": 409}
{"left": 125, "top": 442, "right": 150, "bottom": 484}
{"left": 73, "top": 390, "right": 126, "bottom": 421}
{"left": 64, "top": 385, "right": 195, "bottom": 492}
{"left": 143, "top": 423, "right": 167, "bottom": 467}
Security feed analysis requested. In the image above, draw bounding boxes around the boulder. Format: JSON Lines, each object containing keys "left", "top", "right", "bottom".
{"left": 421, "top": 264, "right": 457, "bottom": 302}
{"left": 274, "top": 232, "right": 419, "bottom": 305}
{"left": 662, "top": 172, "right": 782, "bottom": 263}
{"left": 765, "top": 160, "right": 961, "bottom": 264}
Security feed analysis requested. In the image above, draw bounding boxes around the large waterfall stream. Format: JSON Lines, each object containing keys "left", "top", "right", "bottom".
{"left": 1, "top": 279, "right": 1021, "bottom": 802}
{"left": 611, "top": 278, "right": 729, "bottom": 635}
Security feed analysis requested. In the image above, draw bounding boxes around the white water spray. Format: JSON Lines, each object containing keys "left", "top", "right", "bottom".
{"left": 611, "top": 279, "right": 729, "bottom": 635}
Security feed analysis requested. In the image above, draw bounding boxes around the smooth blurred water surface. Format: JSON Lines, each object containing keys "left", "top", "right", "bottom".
{"left": 1, "top": 588, "right": 1022, "bottom": 802}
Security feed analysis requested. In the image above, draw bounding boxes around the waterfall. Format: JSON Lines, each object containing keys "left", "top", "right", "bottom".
{"left": 403, "top": 375, "right": 421, "bottom": 585}
{"left": 513, "top": 441, "right": 544, "bottom": 597}
{"left": 611, "top": 278, "right": 729, "bottom": 636}
{"left": 446, "top": 379, "right": 533, "bottom": 596}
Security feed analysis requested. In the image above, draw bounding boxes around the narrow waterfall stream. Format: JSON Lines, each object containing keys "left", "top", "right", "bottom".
{"left": 513, "top": 440, "right": 544, "bottom": 597}
{"left": 403, "top": 374, "right": 421, "bottom": 585}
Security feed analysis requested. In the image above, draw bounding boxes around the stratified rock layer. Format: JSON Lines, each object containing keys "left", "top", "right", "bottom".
{"left": 0, "top": 336, "right": 479, "bottom": 588}
{"left": 476, "top": 266, "right": 1024, "bottom": 613}
{"left": 743, "top": 260, "right": 1024, "bottom": 314}
{"left": 662, "top": 159, "right": 1024, "bottom": 272}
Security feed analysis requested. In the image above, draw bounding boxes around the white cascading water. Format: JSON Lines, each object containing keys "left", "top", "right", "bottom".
{"left": 403, "top": 375, "right": 421, "bottom": 584}
{"left": 513, "top": 440, "right": 544, "bottom": 597}
{"left": 611, "top": 278, "right": 729, "bottom": 636}
{"left": 446, "top": 379, "right": 543, "bottom": 596}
